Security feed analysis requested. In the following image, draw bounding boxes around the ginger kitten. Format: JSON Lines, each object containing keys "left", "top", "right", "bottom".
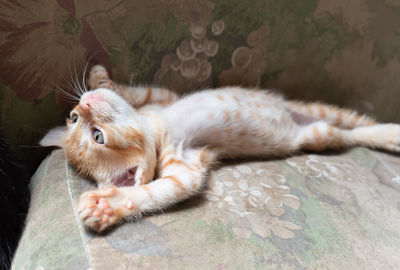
{"left": 40, "top": 65, "right": 400, "bottom": 232}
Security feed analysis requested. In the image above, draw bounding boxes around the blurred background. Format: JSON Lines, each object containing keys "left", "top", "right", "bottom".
{"left": 1, "top": 0, "right": 400, "bottom": 174}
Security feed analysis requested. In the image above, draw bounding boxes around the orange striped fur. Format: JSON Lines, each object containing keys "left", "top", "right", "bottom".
{"left": 287, "top": 101, "right": 377, "bottom": 129}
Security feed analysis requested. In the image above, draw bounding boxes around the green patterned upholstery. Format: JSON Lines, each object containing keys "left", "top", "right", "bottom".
{"left": 12, "top": 148, "right": 400, "bottom": 269}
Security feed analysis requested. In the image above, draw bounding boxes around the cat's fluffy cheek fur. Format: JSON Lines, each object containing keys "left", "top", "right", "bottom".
{"left": 85, "top": 130, "right": 158, "bottom": 186}
{"left": 67, "top": 143, "right": 157, "bottom": 187}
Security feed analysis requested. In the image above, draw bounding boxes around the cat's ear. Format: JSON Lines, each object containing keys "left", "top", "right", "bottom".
{"left": 40, "top": 126, "right": 67, "bottom": 147}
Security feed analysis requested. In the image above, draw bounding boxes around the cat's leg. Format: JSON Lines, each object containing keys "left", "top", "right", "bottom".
{"left": 287, "top": 101, "right": 377, "bottom": 129}
{"left": 77, "top": 147, "right": 216, "bottom": 232}
{"left": 348, "top": 124, "right": 400, "bottom": 151}
{"left": 88, "top": 65, "right": 179, "bottom": 107}
{"left": 294, "top": 121, "right": 400, "bottom": 152}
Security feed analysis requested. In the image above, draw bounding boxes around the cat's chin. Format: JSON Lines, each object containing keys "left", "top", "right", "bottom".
{"left": 110, "top": 166, "right": 137, "bottom": 187}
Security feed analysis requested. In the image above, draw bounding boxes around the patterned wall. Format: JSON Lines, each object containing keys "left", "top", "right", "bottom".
{"left": 1, "top": 0, "right": 400, "bottom": 170}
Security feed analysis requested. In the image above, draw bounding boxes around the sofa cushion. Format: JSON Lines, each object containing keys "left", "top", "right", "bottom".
{"left": 12, "top": 148, "right": 400, "bottom": 269}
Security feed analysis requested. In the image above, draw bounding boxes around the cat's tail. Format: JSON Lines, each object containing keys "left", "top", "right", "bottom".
{"left": 287, "top": 101, "right": 377, "bottom": 129}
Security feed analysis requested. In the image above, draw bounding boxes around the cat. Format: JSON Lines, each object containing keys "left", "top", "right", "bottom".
{"left": 40, "top": 65, "right": 400, "bottom": 232}
{"left": 0, "top": 131, "right": 30, "bottom": 270}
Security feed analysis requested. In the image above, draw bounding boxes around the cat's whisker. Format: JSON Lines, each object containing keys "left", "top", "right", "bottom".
{"left": 68, "top": 64, "right": 83, "bottom": 97}
{"left": 55, "top": 86, "right": 81, "bottom": 101}
{"left": 54, "top": 89, "right": 79, "bottom": 101}
{"left": 76, "top": 62, "right": 89, "bottom": 95}
{"left": 61, "top": 96, "right": 80, "bottom": 102}
{"left": 82, "top": 63, "right": 89, "bottom": 94}
{"left": 67, "top": 70, "right": 79, "bottom": 96}
{"left": 73, "top": 65, "right": 84, "bottom": 96}
{"left": 75, "top": 65, "right": 85, "bottom": 95}
{"left": 48, "top": 62, "right": 83, "bottom": 99}
{"left": 50, "top": 68, "right": 81, "bottom": 99}
{"left": 62, "top": 78, "right": 82, "bottom": 98}
{"left": 82, "top": 56, "right": 94, "bottom": 93}
{"left": 20, "top": 124, "right": 49, "bottom": 135}
{"left": 55, "top": 84, "right": 77, "bottom": 96}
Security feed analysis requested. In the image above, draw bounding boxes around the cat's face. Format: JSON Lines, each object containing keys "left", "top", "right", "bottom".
{"left": 41, "top": 88, "right": 157, "bottom": 186}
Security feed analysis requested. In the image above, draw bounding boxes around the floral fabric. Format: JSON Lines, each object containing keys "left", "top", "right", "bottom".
{"left": 12, "top": 148, "right": 400, "bottom": 269}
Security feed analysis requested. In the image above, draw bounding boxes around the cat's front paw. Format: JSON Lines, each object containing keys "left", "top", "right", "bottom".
{"left": 77, "top": 185, "right": 122, "bottom": 232}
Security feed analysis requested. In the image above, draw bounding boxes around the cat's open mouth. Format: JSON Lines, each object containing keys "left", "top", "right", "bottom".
{"left": 111, "top": 166, "right": 137, "bottom": 187}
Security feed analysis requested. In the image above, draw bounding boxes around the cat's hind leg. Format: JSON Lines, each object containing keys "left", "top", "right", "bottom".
{"left": 293, "top": 121, "right": 400, "bottom": 152}
{"left": 348, "top": 124, "right": 400, "bottom": 152}
{"left": 287, "top": 101, "right": 377, "bottom": 129}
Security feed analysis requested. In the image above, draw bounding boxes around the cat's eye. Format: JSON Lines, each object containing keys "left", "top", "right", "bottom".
{"left": 71, "top": 113, "right": 79, "bottom": 123}
{"left": 93, "top": 129, "right": 104, "bottom": 144}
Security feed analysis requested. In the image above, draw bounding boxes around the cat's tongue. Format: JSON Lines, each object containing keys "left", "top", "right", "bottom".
{"left": 111, "top": 167, "right": 137, "bottom": 187}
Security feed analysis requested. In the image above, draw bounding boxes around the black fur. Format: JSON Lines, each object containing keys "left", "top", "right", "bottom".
{"left": 0, "top": 132, "right": 30, "bottom": 270}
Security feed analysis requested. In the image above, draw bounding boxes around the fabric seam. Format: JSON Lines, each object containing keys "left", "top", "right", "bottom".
{"left": 65, "top": 154, "right": 94, "bottom": 269}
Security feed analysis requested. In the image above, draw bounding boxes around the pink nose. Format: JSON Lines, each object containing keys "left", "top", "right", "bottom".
{"left": 79, "top": 93, "right": 103, "bottom": 111}
{"left": 79, "top": 99, "right": 91, "bottom": 111}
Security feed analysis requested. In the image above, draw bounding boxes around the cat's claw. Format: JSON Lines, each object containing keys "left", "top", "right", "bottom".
{"left": 77, "top": 186, "right": 120, "bottom": 232}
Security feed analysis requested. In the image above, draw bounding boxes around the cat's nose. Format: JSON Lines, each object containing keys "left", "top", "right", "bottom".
{"left": 79, "top": 99, "right": 91, "bottom": 112}
{"left": 79, "top": 93, "right": 103, "bottom": 111}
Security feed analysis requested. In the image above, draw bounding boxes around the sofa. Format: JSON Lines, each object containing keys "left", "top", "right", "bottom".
{"left": 2, "top": 0, "right": 400, "bottom": 269}
{"left": 12, "top": 148, "right": 400, "bottom": 269}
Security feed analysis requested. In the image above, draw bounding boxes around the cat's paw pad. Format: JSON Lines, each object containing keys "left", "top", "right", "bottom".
{"left": 77, "top": 186, "right": 120, "bottom": 232}
{"left": 88, "top": 65, "right": 111, "bottom": 89}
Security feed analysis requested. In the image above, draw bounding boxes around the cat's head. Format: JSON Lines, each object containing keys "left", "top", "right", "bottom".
{"left": 40, "top": 88, "right": 157, "bottom": 186}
